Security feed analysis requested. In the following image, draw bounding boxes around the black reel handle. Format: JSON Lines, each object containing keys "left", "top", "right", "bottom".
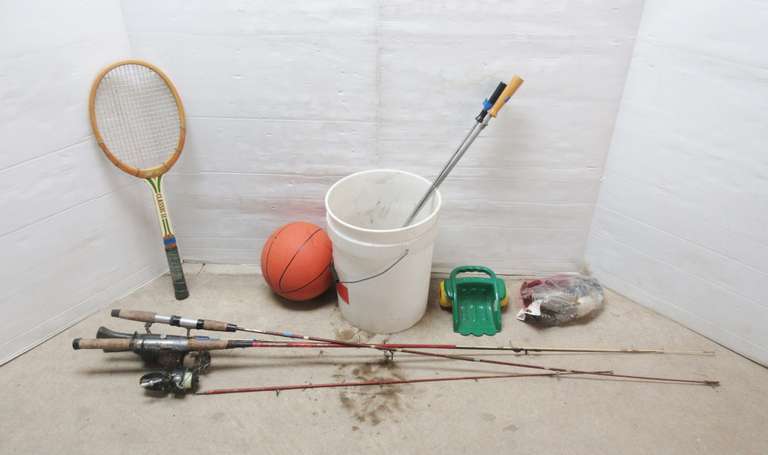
{"left": 476, "top": 81, "right": 508, "bottom": 123}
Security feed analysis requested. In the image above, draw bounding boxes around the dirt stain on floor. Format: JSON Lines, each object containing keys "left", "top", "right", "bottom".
{"left": 503, "top": 424, "right": 519, "bottom": 433}
{"left": 335, "top": 328, "right": 357, "bottom": 341}
{"left": 481, "top": 412, "right": 496, "bottom": 422}
{"left": 330, "top": 307, "right": 375, "bottom": 343}
{"left": 336, "top": 359, "right": 409, "bottom": 426}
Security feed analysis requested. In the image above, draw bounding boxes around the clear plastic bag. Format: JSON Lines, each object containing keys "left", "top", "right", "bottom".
{"left": 517, "top": 274, "right": 604, "bottom": 326}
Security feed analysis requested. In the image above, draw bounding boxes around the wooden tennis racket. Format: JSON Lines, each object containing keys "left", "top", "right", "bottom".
{"left": 89, "top": 60, "right": 189, "bottom": 300}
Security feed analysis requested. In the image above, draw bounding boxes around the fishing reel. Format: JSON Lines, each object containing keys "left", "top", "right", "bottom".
{"left": 139, "top": 351, "right": 210, "bottom": 393}
{"left": 94, "top": 326, "right": 212, "bottom": 394}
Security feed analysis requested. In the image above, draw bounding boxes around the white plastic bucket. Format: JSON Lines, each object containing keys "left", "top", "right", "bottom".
{"left": 325, "top": 169, "right": 442, "bottom": 333}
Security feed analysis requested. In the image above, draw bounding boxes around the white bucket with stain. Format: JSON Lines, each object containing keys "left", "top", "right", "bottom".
{"left": 325, "top": 169, "right": 442, "bottom": 333}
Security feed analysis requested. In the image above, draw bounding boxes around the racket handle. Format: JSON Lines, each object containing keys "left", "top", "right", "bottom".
{"left": 164, "top": 236, "right": 189, "bottom": 300}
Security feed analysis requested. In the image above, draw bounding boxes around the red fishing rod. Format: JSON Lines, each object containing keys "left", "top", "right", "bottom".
{"left": 74, "top": 327, "right": 611, "bottom": 394}
{"left": 110, "top": 309, "right": 720, "bottom": 386}
{"left": 197, "top": 371, "right": 585, "bottom": 395}
{"left": 245, "top": 340, "right": 713, "bottom": 355}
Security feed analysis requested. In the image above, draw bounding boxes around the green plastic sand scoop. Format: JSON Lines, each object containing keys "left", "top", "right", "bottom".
{"left": 439, "top": 266, "right": 508, "bottom": 336}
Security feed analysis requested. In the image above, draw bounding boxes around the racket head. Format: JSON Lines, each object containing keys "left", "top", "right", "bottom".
{"left": 89, "top": 60, "right": 186, "bottom": 179}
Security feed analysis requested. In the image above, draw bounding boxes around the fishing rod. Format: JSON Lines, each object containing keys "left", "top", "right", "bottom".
{"left": 73, "top": 323, "right": 715, "bottom": 397}
{"left": 73, "top": 326, "right": 266, "bottom": 392}
{"left": 91, "top": 327, "right": 701, "bottom": 356}
{"left": 109, "top": 309, "right": 719, "bottom": 386}
{"left": 196, "top": 371, "right": 587, "bottom": 396}
{"left": 240, "top": 340, "right": 714, "bottom": 356}
{"left": 74, "top": 327, "right": 606, "bottom": 394}
{"left": 403, "top": 75, "right": 524, "bottom": 227}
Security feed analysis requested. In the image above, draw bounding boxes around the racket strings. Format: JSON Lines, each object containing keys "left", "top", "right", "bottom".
{"left": 94, "top": 64, "right": 181, "bottom": 170}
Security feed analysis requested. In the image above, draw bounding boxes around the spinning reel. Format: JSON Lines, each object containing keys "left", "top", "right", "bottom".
{"left": 138, "top": 358, "right": 208, "bottom": 393}
{"left": 86, "top": 326, "right": 213, "bottom": 393}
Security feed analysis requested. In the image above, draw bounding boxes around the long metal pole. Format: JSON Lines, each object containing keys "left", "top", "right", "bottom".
{"left": 402, "top": 76, "right": 524, "bottom": 227}
{"left": 402, "top": 122, "right": 481, "bottom": 226}
{"left": 403, "top": 118, "right": 488, "bottom": 226}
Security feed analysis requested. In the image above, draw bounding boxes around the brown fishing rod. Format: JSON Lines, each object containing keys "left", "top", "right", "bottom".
{"left": 111, "top": 309, "right": 719, "bottom": 386}
{"left": 242, "top": 340, "right": 713, "bottom": 355}
{"left": 196, "top": 371, "right": 584, "bottom": 395}
{"left": 75, "top": 328, "right": 614, "bottom": 394}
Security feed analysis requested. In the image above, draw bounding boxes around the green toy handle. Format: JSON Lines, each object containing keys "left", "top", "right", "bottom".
{"left": 449, "top": 265, "right": 498, "bottom": 281}
{"left": 445, "top": 265, "right": 500, "bottom": 302}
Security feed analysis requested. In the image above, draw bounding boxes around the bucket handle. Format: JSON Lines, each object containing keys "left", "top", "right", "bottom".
{"left": 334, "top": 249, "right": 410, "bottom": 285}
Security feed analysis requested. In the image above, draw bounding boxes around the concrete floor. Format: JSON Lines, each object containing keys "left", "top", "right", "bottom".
{"left": 2, "top": 264, "right": 767, "bottom": 454}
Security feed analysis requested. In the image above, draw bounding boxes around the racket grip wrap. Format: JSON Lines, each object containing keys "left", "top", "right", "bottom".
{"left": 164, "top": 236, "right": 189, "bottom": 300}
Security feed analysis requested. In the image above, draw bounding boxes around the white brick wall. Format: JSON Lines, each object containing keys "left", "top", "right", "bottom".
{"left": 0, "top": 0, "right": 647, "bottom": 363}
{"left": 122, "top": 0, "right": 644, "bottom": 274}
{"left": 0, "top": 1, "right": 165, "bottom": 364}
{"left": 586, "top": 0, "right": 768, "bottom": 364}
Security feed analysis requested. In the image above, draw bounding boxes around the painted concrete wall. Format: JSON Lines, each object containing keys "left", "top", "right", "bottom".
{"left": 586, "top": 1, "right": 768, "bottom": 364}
{"left": 4, "top": 1, "right": 764, "bottom": 366}
{"left": 121, "top": 0, "right": 644, "bottom": 274}
{"left": 0, "top": 1, "right": 166, "bottom": 364}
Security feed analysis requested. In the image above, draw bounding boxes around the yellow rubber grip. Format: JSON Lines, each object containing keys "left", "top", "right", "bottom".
{"left": 488, "top": 75, "right": 523, "bottom": 118}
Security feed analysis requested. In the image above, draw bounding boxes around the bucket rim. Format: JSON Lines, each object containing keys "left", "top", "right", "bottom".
{"left": 324, "top": 169, "right": 442, "bottom": 235}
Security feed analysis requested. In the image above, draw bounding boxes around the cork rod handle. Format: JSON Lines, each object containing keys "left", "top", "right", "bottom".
{"left": 72, "top": 338, "right": 132, "bottom": 352}
{"left": 111, "top": 309, "right": 156, "bottom": 323}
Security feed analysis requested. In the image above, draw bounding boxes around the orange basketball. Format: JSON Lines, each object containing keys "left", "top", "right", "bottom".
{"left": 260, "top": 222, "right": 334, "bottom": 301}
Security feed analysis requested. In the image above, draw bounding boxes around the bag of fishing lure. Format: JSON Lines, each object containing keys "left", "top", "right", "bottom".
{"left": 517, "top": 274, "right": 604, "bottom": 325}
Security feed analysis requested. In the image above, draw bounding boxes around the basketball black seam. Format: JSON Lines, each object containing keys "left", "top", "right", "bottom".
{"left": 281, "top": 263, "right": 333, "bottom": 294}
{"left": 263, "top": 224, "right": 289, "bottom": 286}
{"left": 277, "top": 228, "right": 323, "bottom": 292}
